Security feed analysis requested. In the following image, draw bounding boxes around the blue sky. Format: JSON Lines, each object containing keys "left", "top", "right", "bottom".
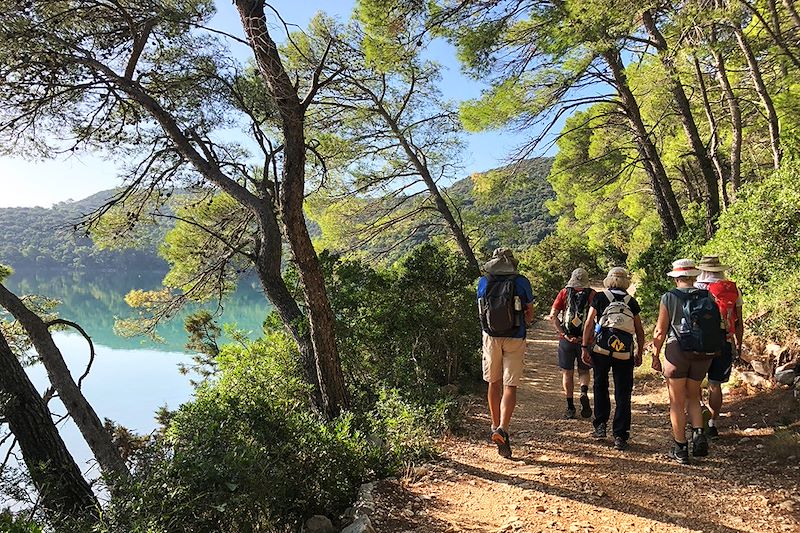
{"left": 0, "top": 0, "right": 549, "bottom": 208}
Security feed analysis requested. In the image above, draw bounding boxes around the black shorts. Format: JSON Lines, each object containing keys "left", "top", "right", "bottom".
{"left": 708, "top": 342, "right": 734, "bottom": 384}
{"left": 558, "top": 338, "right": 590, "bottom": 371}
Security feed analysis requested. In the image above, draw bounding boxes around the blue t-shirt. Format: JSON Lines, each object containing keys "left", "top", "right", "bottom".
{"left": 477, "top": 274, "right": 534, "bottom": 338}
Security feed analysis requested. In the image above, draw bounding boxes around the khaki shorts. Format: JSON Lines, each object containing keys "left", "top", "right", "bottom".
{"left": 664, "top": 341, "right": 714, "bottom": 381}
{"left": 482, "top": 333, "right": 526, "bottom": 386}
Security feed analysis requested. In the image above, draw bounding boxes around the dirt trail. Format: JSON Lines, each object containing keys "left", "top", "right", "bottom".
{"left": 372, "top": 321, "right": 800, "bottom": 533}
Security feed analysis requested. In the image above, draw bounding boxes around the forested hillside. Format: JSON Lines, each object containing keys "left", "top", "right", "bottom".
{"left": 0, "top": 190, "right": 167, "bottom": 271}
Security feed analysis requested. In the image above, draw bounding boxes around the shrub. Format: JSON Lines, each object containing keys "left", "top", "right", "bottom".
{"left": 707, "top": 163, "right": 800, "bottom": 341}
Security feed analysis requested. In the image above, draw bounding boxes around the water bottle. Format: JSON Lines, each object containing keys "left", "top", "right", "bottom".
{"left": 514, "top": 296, "right": 522, "bottom": 311}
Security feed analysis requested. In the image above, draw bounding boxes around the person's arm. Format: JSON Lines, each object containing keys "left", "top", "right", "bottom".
{"left": 580, "top": 306, "right": 598, "bottom": 366}
{"left": 633, "top": 315, "right": 645, "bottom": 367}
{"left": 651, "top": 303, "right": 669, "bottom": 372}
{"left": 525, "top": 302, "right": 534, "bottom": 326}
{"left": 735, "top": 303, "right": 744, "bottom": 352}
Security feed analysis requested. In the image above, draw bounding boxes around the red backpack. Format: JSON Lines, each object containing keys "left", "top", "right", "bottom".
{"left": 708, "top": 280, "right": 740, "bottom": 341}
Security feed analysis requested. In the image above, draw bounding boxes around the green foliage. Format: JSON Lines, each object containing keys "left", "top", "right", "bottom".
{"left": 706, "top": 163, "right": 800, "bottom": 340}
{"left": 0, "top": 192, "right": 167, "bottom": 271}
{"left": 0, "top": 264, "right": 11, "bottom": 282}
{"left": 630, "top": 210, "right": 707, "bottom": 327}
{"left": 318, "top": 243, "right": 481, "bottom": 401}
{"left": 97, "top": 331, "right": 382, "bottom": 533}
{"left": 518, "top": 227, "right": 600, "bottom": 314}
{"left": 0, "top": 511, "right": 43, "bottom": 533}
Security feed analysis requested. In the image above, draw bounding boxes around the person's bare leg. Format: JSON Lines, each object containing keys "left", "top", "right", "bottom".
{"left": 708, "top": 382, "right": 723, "bottom": 421}
{"left": 562, "top": 369, "right": 574, "bottom": 399}
{"left": 578, "top": 369, "right": 590, "bottom": 389}
{"left": 686, "top": 379, "right": 704, "bottom": 429}
{"left": 500, "top": 385, "right": 517, "bottom": 431}
{"left": 667, "top": 378, "right": 688, "bottom": 442}
{"left": 488, "top": 380, "right": 502, "bottom": 430}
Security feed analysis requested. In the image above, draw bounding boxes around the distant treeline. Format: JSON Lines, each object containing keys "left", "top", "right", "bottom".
{"left": 0, "top": 161, "right": 556, "bottom": 272}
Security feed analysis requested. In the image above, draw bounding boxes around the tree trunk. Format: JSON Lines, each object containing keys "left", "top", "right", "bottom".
{"left": 731, "top": 20, "right": 782, "bottom": 168}
{"left": 603, "top": 50, "right": 684, "bottom": 239}
{"left": 376, "top": 106, "right": 481, "bottom": 276}
{"left": 784, "top": 0, "right": 800, "bottom": 30}
{"left": 0, "top": 284, "right": 129, "bottom": 481}
{"left": 741, "top": 0, "right": 800, "bottom": 70}
{"left": 691, "top": 54, "right": 730, "bottom": 208}
{"left": 643, "top": 10, "right": 720, "bottom": 237}
{"left": 710, "top": 26, "right": 743, "bottom": 193}
{"left": 253, "top": 208, "right": 323, "bottom": 411}
{"left": 0, "top": 330, "right": 98, "bottom": 522}
{"left": 235, "top": 0, "right": 349, "bottom": 419}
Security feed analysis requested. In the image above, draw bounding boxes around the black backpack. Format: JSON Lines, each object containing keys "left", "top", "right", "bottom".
{"left": 670, "top": 289, "right": 724, "bottom": 356}
{"left": 562, "top": 288, "right": 591, "bottom": 337}
{"left": 479, "top": 274, "right": 520, "bottom": 337}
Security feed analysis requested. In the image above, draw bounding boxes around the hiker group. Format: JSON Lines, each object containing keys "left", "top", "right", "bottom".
{"left": 478, "top": 248, "right": 742, "bottom": 464}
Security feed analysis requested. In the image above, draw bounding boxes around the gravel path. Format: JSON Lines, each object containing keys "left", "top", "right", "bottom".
{"left": 371, "top": 321, "right": 800, "bottom": 533}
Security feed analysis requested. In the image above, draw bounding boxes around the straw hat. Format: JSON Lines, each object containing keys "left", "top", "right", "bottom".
{"left": 566, "top": 268, "right": 590, "bottom": 288}
{"left": 667, "top": 258, "right": 701, "bottom": 278}
{"left": 483, "top": 247, "right": 519, "bottom": 275}
{"left": 603, "top": 267, "right": 631, "bottom": 290}
{"left": 697, "top": 255, "right": 731, "bottom": 272}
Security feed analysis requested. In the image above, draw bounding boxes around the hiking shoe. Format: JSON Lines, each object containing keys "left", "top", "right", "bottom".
{"left": 580, "top": 395, "right": 592, "bottom": 418}
{"left": 707, "top": 426, "right": 719, "bottom": 440}
{"left": 492, "top": 428, "right": 512, "bottom": 459}
{"left": 591, "top": 423, "right": 607, "bottom": 440}
{"left": 692, "top": 432, "right": 709, "bottom": 457}
{"left": 565, "top": 407, "right": 577, "bottom": 419}
{"left": 613, "top": 436, "right": 628, "bottom": 451}
{"left": 668, "top": 444, "right": 690, "bottom": 465}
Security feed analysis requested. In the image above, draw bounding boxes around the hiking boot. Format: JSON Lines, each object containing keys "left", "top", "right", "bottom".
{"left": 668, "top": 443, "right": 690, "bottom": 465}
{"left": 591, "top": 423, "right": 607, "bottom": 440}
{"left": 492, "top": 428, "right": 512, "bottom": 459}
{"left": 564, "top": 407, "right": 577, "bottom": 419}
{"left": 692, "top": 432, "right": 709, "bottom": 457}
{"left": 613, "top": 436, "right": 628, "bottom": 451}
{"left": 580, "top": 394, "right": 592, "bottom": 418}
{"left": 707, "top": 425, "right": 719, "bottom": 440}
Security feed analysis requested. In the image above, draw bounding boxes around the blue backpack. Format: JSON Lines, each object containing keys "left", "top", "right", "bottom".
{"left": 670, "top": 289, "right": 723, "bottom": 356}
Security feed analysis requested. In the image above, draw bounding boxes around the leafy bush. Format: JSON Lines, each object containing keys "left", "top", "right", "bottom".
{"left": 96, "top": 332, "right": 384, "bottom": 533}
{"left": 706, "top": 163, "right": 800, "bottom": 341}
{"left": 517, "top": 228, "right": 600, "bottom": 315}
{"left": 320, "top": 243, "right": 481, "bottom": 402}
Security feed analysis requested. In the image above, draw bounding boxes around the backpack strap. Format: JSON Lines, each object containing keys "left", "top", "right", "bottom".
{"left": 603, "top": 289, "right": 614, "bottom": 303}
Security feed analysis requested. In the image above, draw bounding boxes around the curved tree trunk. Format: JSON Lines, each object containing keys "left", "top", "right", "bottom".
{"left": 603, "top": 50, "right": 684, "bottom": 239}
{"left": 0, "top": 330, "right": 98, "bottom": 522}
{"left": 643, "top": 10, "right": 720, "bottom": 236}
{"left": 0, "top": 284, "right": 129, "bottom": 481}
{"left": 235, "top": 0, "right": 349, "bottom": 419}
{"left": 710, "top": 26, "right": 743, "bottom": 194}
{"left": 376, "top": 105, "right": 481, "bottom": 276}
{"left": 731, "top": 20, "right": 782, "bottom": 168}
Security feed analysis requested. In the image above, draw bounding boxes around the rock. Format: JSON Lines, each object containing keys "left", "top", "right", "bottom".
{"left": 740, "top": 371, "right": 770, "bottom": 388}
{"left": 775, "top": 365, "right": 797, "bottom": 385}
{"left": 765, "top": 343, "right": 783, "bottom": 358}
{"left": 341, "top": 516, "right": 376, "bottom": 533}
{"left": 777, "top": 500, "right": 795, "bottom": 512}
{"left": 302, "top": 515, "right": 335, "bottom": 533}
{"left": 751, "top": 359, "right": 772, "bottom": 377}
{"left": 536, "top": 505, "right": 546, "bottom": 512}
{"left": 400, "top": 508, "right": 414, "bottom": 518}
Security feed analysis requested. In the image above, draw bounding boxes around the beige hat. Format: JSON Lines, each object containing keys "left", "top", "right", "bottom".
{"left": 697, "top": 255, "right": 731, "bottom": 272}
{"left": 566, "top": 268, "right": 590, "bottom": 288}
{"left": 667, "top": 258, "right": 701, "bottom": 278}
{"left": 483, "top": 247, "right": 519, "bottom": 275}
{"left": 603, "top": 267, "right": 631, "bottom": 290}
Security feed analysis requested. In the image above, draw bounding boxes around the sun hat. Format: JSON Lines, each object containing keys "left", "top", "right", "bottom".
{"left": 667, "top": 258, "right": 701, "bottom": 278}
{"left": 483, "top": 247, "right": 519, "bottom": 275}
{"left": 697, "top": 255, "right": 731, "bottom": 272}
{"left": 566, "top": 268, "right": 590, "bottom": 288}
{"left": 603, "top": 267, "right": 631, "bottom": 290}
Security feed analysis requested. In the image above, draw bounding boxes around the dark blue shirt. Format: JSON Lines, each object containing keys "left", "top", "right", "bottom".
{"left": 477, "top": 274, "right": 534, "bottom": 338}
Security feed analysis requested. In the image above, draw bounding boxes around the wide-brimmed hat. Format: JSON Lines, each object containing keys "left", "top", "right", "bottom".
{"left": 566, "top": 267, "right": 590, "bottom": 288}
{"left": 483, "top": 247, "right": 519, "bottom": 275}
{"left": 603, "top": 267, "right": 631, "bottom": 290}
{"left": 667, "top": 258, "right": 701, "bottom": 278}
{"left": 697, "top": 255, "right": 731, "bottom": 272}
